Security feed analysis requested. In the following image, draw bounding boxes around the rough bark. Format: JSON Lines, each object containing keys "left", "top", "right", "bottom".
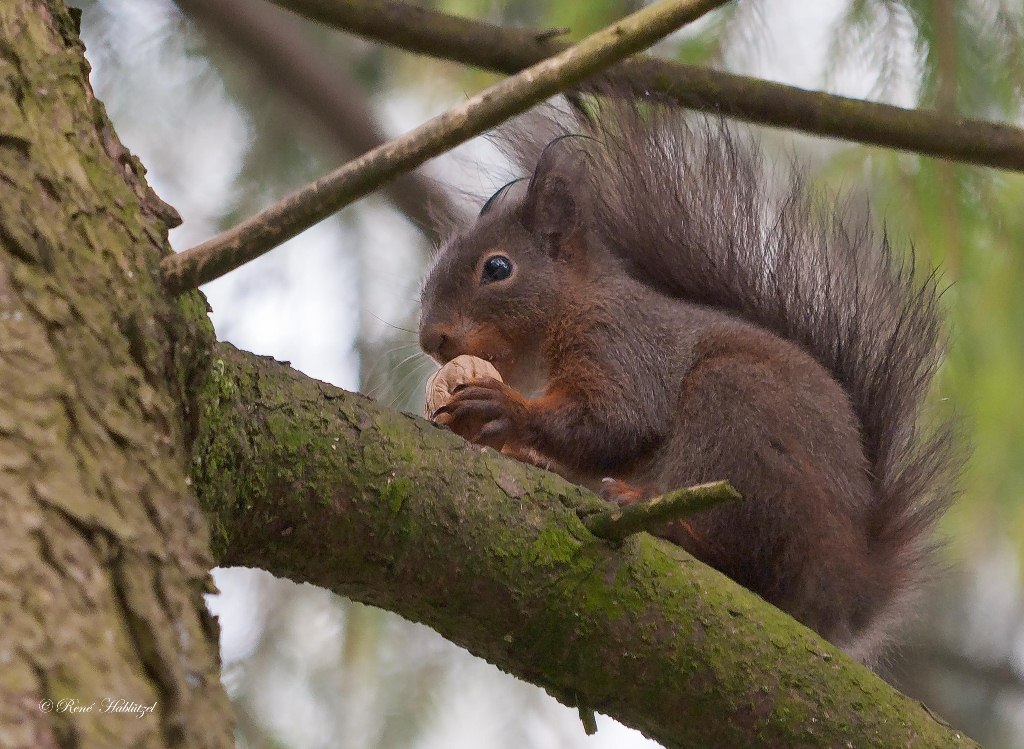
{"left": 0, "top": 2, "right": 233, "bottom": 747}
{"left": 192, "top": 343, "right": 978, "bottom": 749}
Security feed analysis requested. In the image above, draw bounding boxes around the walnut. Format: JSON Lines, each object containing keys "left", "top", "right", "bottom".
{"left": 424, "top": 354, "right": 502, "bottom": 418}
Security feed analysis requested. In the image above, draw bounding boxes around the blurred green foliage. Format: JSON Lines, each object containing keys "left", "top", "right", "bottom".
{"left": 814, "top": 1, "right": 1024, "bottom": 555}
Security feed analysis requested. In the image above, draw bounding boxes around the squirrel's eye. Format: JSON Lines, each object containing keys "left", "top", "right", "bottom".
{"left": 481, "top": 255, "right": 513, "bottom": 284}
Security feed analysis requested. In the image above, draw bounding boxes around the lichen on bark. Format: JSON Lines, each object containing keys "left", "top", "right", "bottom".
{"left": 0, "top": 2, "right": 232, "bottom": 747}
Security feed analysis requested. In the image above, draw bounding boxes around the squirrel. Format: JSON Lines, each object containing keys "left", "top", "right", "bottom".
{"left": 417, "top": 92, "right": 957, "bottom": 664}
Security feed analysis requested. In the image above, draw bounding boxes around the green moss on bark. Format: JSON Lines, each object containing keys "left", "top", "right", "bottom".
{"left": 189, "top": 343, "right": 978, "bottom": 749}
{"left": 0, "top": 2, "right": 232, "bottom": 747}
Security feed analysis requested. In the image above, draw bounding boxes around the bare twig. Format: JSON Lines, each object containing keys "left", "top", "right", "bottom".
{"left": 584, "top": 481, "right": 741, "bottom": 543}
{"left": 172, "top": 0, "right": 456, "bottom": 241}
{"left": 160, "top": 0, "right": 728, "bottom": 293}
{"left": 267, "top": 0, "right": 1024, "bottom": 172}
{"left": 577, "top": 705, "right": 598, "bottom": 735}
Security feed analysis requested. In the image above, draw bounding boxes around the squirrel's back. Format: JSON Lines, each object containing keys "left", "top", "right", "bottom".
{"left": 494, "top": 94, "right": 959, "bottom": 655}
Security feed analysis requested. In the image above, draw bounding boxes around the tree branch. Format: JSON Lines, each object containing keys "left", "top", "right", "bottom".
{"left": 266, "top": 0, "right": 1024, "bottom": 173}
{"left": 159, "top": 0, "right": 729, "bottom": 293}
{"left": 583, "top": 480, "right": 741, "bottom": 543}
{"left": 172, "top": 0, "right": 456, "bottom": 242}
{"left": 189, "top": 342, "right": 979, "bottom": 749}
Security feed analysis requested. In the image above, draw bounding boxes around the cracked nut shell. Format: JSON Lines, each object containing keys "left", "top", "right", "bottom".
{"left": 424, "top": 355, "right": 502, "bottom": 418}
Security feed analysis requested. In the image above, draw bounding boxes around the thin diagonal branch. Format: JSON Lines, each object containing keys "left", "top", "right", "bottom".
{"left": 160, "top": 0, "right": 729, "bottom": 293}
{"left": 583, "top": 480, "right": 741, "bottom": 542}
{"left": 173, "top": 0, "right": 456, "bottom": 242}
{"left": 267, "top": 0, "right": 1024, "bottom": 172}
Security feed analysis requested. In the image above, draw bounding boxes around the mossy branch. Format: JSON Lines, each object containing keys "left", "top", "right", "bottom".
{"left": 159, "top": 0, "right": 727, "bottom": 293}
{"left": 584, "top": 480, "right": 741, "bottom": 543}
{"left": 267, "top": 0, "right": 1024, "bottom": 172}
{"left": 191, "top": 342, "right": 980, "bottom": 749}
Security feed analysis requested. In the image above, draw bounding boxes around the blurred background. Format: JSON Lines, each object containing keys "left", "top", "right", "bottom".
{"left": 75, "top": 0, "right": 1024, "bottom": 746}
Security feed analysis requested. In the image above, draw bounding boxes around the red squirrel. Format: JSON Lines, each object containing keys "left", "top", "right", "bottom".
{"left": 418, "top": 94, "right": 957, "bottom": 663}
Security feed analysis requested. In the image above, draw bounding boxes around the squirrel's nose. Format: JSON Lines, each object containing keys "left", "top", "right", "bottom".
{"left": 419, "top": 323, "right": 452, "bottom": 362}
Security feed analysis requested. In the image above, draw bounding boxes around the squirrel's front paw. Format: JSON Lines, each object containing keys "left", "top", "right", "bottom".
{"left": 432, "top": 377, "right": 531, "bottom": 450}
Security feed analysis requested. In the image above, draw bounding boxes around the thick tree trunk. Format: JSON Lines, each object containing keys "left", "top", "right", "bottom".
{"left": 0, "top": 2, "right": 979, "bottom": 748}
{"left": 0, "top": 2, "right": 233, "bottom": 747}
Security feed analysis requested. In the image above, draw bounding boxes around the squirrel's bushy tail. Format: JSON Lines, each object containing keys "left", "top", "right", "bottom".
{"left": 496, "top": 93, "right": 958, "bottom": 602}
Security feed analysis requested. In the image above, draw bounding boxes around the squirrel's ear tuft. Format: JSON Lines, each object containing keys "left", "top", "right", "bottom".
{"left": 523, "top": 174, "right": 583, "bottom": 257}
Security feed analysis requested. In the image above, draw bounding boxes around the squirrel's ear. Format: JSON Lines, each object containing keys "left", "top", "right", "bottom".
{"left": 522, "top": 174, "right": 583, "bottom": 257}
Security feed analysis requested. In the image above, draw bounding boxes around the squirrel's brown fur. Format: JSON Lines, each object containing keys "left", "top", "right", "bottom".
{"left": 418, "top": 94, "right": 957, "bottom": 664}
